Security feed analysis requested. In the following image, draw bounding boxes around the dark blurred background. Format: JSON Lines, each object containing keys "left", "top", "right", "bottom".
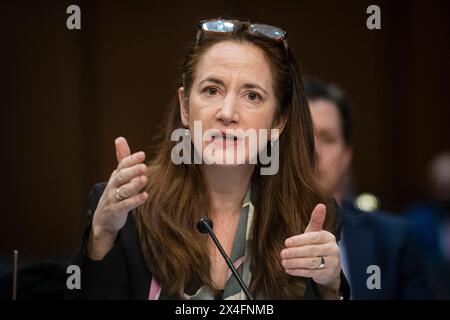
{"left": 0, "top": 0, "right": 449, "bottom": 266}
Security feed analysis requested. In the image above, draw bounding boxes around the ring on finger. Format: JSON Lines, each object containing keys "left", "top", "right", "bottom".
{"left": 116, "top": 187, "right": 126, "bottom": 201}
{"left": 318, "top": 256, "right": 325, "bottom": 269}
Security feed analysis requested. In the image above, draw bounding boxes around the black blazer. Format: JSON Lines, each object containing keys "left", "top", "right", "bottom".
{"left": 66, "top": 182, "right": 349, "bottom": 300}
{"left": 341, "top": 201, "right": 432, "bottom": 299}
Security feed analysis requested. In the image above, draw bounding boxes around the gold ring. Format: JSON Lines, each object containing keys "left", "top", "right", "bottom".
{"left": 116, "top": 187, "right": 125, "bottom": 201}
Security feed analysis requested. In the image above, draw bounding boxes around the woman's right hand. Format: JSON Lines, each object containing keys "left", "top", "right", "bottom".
{"left": 88, "top": 137, "right": 149, "bottom": 260}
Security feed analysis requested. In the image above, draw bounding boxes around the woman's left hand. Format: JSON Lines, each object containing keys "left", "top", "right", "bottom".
{"left": 280, "top": 204, "right": 341, "bottom": 296}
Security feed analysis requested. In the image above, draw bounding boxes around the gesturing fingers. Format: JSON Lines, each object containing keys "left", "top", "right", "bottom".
{"left": 280, "top": 203, "right": 342, "bottom": 288}
{"left": 305, "top": 203, "right": 326, "bottom": 233}
{"left": 115, "top": 137, "right": 131, "bottom": 163}
{"left": 282, "top": 256, "right": 328, "bottom": 270}
{"left": 281, "top": 242, "right": 337, "bottom": 260}
{"left": 113, "top": 191, "right": 149, "bottom": 212}
{"left": 285, "top": 230, "right": 335, "bottom": 248}
{"left": 285, "top": 268, "right": 332, "bottom": 278}
{"left": 112, "top": 163, "right": 148, "bottom": 187}
{"left": 115, "top": 175, "right": 148, "bottom": 199}
{"left": 117, "top": 151, "right": 146, "bottom": 171}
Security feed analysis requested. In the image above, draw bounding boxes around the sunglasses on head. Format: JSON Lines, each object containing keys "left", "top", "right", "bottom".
{"left": 196, "top": 19, "right": 287, "bottom": 46}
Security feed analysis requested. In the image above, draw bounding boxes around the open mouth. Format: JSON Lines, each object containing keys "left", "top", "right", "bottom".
{"left": 211, "top": 133, "right": 238, "bottom": 142}
{"left": 210, "top": 131, "right": 241, "bottom": 146}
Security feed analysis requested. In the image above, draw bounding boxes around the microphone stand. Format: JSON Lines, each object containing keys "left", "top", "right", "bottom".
{"left": 197, "top": 217, "right": 254, "bottom": 300}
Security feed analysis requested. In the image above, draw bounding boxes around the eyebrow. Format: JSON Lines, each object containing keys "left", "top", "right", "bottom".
{"left": 198, "top": 77, "right": 268, "bottom": 95}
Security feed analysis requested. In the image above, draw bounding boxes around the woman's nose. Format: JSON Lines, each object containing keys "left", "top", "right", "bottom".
{"left": 216, "top": 95, "right": 239, "bottom": 125}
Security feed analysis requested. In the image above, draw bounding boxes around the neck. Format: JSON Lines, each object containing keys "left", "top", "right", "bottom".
{"left": 202, "top": 164, "right": 254, "bottom": 218}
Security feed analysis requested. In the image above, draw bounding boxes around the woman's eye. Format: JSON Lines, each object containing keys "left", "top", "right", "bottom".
{"left": 205, "top": 87, "right": 218, "bottom": 96}
{"left": 246, "top": 92, "right": 262, "bottom": 102}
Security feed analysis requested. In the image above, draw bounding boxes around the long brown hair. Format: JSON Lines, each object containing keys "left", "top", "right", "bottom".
{"left": 135, "top": 20, "right": 337, "bottom": 299}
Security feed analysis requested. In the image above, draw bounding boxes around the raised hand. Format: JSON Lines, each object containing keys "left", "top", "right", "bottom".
{"left": 280, "top": 204, "right": 341, "bottom": 297}
{"left": 88, "top": 137, "right": 149, "bottom": 260}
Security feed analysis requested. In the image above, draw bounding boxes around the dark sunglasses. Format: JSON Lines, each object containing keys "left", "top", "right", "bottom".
{"left": 196, "top": 19, "right": 287, "bottom": 47}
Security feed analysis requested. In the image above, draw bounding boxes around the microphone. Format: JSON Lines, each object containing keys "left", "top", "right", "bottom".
{"left": 197, "top": 217, "right": 254, "bottom": 300}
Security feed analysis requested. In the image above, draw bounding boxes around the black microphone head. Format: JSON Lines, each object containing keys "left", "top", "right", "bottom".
{"left": 197, "top": 217, "right": 213, "bottom": 234}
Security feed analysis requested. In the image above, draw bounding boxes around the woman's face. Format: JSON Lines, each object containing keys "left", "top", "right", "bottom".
{"left": 179, "top": 40, "right": 284, "bottom": 166}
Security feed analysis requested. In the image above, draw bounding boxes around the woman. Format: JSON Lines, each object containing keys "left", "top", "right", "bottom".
{"left": 71, "top": 19, "right": 348, "bottom": 300}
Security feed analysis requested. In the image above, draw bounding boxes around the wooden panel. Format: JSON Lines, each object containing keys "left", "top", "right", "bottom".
{"left": 1, "top": 0, "right": 448, "bottom": 258}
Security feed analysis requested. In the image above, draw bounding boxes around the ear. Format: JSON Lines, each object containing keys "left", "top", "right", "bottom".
{"left": 271, "top": 115, "right": 287, "bottom": 141}
{"left": 178, "top": 87, "right": 189, "bottom": 127}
